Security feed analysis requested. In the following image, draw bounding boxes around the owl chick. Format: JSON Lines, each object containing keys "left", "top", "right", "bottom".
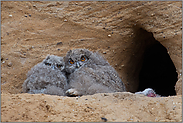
{"left": 22, "top": 55, "right": 68, "bottom": 96}
{"left": 64, "top": 48, "right": 126, "bottom": 96}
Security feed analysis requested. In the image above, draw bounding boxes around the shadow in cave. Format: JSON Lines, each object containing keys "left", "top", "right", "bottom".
{"left": 137, "top": 41, "right": 178, "bottom": 96}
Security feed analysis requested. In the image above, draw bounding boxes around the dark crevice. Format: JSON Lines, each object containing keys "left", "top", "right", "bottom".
{"left": 124, "top": 26, "right": 178, "bottom": 96}
{"left": 138, "top": 41, "right": 178, "bottom": 96}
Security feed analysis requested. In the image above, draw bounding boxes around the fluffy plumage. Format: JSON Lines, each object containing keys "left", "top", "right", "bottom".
{"left": 64, "top": 48, "right": 126, "bottom": 96}
{"left": 135, "top": 88, "right": 161, "bottom": 97}
{"left": 22, "top": 55, "right": 68, "bottom": 96}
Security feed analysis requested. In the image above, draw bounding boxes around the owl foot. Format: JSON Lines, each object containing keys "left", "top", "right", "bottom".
{"left": 66, "top": 88, "right": 79, "bottom": 96}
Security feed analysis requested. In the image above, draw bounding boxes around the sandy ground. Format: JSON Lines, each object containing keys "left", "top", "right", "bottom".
{"left": 1, "top": 92, "right": 182, "bottom": 122}
{"left": 1, "top": 1, "right": 182, "bottom": 122}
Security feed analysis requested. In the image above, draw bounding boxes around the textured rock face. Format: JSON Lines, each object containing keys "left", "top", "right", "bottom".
{"left": 1, "top": 1, "right": 182, "bottom": 122}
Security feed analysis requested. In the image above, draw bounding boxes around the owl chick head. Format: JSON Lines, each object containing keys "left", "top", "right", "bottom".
{"left": 64, "top": 49, "right": 93, "bottom": 73}
{"left": 64, "top": 48, "right": 110, "bottom": 74}
{"left": 43, "top": 55, "right": 65, "bottom": 71}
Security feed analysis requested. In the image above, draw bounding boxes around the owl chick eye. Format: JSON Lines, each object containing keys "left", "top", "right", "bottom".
{"left": 69, "top": 59, "right": 74, "bottom": 64}
{"left": 57, "top": 64, "right": 62, "bottom": 68}
{"left": 45, "top": 63, "right": 51, "bottom": 66}
{"left": 81, "top": 56, "right": 86, "bottom": 62}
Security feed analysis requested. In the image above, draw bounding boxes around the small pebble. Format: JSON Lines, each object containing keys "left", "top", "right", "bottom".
{"left": 2, "top": 61, "right": 5, "bottom": 64}
{"left": 103, "top": 51, "right": 106, "bottom": 54}
{"left": 29, "top": 14, "right": 31, "bottom": 17}
{"left": 121, "top": 64, "right": 124, "bottom": 67}
{"left": 20, "top": 54, "right": 26, "bottom": 58}
{"left": 9, "top": 15, "right": 12, "bottom": 17}
{"left": 104, "top": 93, "right": 109, "bottom": 96}
{"left": 6, "top": 58, "right": 8, "bottom": 60}
{"left": 56, "top": 42, "right": 63, "bottom": 45}
{"left": 58, "top": 49, "right": 60, "bottom": 51}
{"left": 101, "top": 117, "right": 107, "bottom": 122}
{"left": 64, "top": 19, "right": 67, "bottom": 22}
{"left": 108, "top": 34, "right": 111, "bottom": 38}
{"left": 80, "top": 39, "right": 85, "bottom": 41}
{"left": 7, "top": 62, "right": 12, "bottom": 67}
{"left": 173, "top": 106, "right": 176, "bottom": 110}
{"left": 25, "top": 15, "right": 27, "bottom": 17}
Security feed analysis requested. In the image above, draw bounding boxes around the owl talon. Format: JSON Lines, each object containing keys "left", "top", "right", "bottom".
{"left": 66, "top": 88, "right": 79, "bottom": 96}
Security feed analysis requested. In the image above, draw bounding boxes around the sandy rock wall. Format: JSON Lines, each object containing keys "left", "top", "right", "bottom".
{"left": 1, "top": 1, "right": 182, "bottom": 94}
{"left": 1, "top": 1, "right": 182, "bottom": 122}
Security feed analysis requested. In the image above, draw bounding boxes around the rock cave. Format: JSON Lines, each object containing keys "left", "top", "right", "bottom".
{"left": 127, "top": 27, "right": 178, "bottom": 96}
{"left": 138, "top": 40, "right": 178, "bottom": 96}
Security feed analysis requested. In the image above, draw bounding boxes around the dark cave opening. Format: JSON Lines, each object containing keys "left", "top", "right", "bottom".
{"left": 137, "top": 41, "right": 178, "bottom": 96}
{"left": 123, "top": 27, "right": 178, "bottom": 96}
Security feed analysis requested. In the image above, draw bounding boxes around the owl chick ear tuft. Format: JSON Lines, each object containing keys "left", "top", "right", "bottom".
{"left": 68, "top": 50, "right": 72, "bottom": 54}
{"left": 85, "top": 49, "right": 92, "bottom": 58}
{"left": 46, "top": 55, "right": 50, "bottom": 60}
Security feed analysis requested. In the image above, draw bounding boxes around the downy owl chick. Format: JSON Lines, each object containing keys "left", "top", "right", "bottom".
{"left": 64, "top": 48, "right": 126, "bottom": 96}
{"left": 22, "top": 55, "right": 68, "bottom": 96}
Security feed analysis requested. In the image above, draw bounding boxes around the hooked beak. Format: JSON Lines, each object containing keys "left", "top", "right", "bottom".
{"left": 51, "top": 65, "right": 56, "bottom": 70}
{"left": 76, "top": 62, "right": 80, "bottom": 68}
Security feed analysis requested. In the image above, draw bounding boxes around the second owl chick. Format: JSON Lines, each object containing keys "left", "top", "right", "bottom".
{"left": 22, "top": 55, "right": 68, "bottom": 96}
{"left": 64, "top": 48, "right": 126, "bottom": 96}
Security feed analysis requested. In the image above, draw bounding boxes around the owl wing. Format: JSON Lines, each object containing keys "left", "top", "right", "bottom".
{"left": 78, "top": 65, "right": 126, "bottom": 92}
{"left": 94, "top": 65, "right": 126, "bottom": 92}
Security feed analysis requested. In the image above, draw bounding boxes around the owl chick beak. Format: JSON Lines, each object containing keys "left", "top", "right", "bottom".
{"left": 76, "top": 62, "right": 81, "bottom": 68}
{"left": 51, "top": 65, "right": 56, "bottom": 70}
